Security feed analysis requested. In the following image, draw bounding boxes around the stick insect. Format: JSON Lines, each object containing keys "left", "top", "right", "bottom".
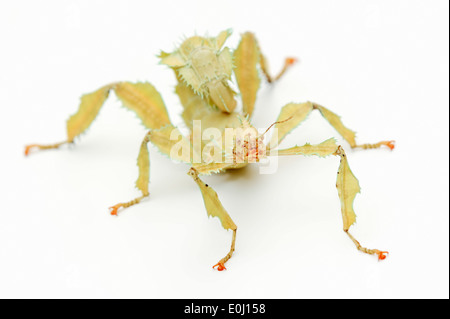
{"left": 25, "top": 30, "right": 394, "bottom": 270}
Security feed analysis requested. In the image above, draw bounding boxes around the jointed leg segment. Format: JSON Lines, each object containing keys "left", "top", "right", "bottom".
{"left": 25, "top": 81, "right": 171, "bottom": 156}
{"left": 213, "top": 229, "right": 237, "bottom": 271}
{"left": 351, "top": 141, "right": 395, "bottom": 150}
{"left": 109, "top": 130, "right": 152, "bottom": 215}
{"left": 24, "top": 141, "right": 68, "bottom": 156}
{"left": 312, "top": 102, "right": 395, "bottom": 150}
{"left": 109, "top": 194, "right": 149, "bottom": 216}
{"left": 188, "top": 168, "right": 238, "bottom": 271}
{"left": 25, "top": 81, "right": 175, "bottom": 217}
{"left": 270, "top": 101, "right": 395, "bottom": 151}
{"left": 345, "top": 230, "right": 388, "bottom": 260}
{"left": 108, "top": 123, "right": 191, "bottom": 215}
{"left": 275, "top": 141, "right": 389, "bottom": 260}
{"left": 24, "top": 83, "right": 114, "bottom": 156}
{"left": 233, "top": 32, "right": 297, "bottom": 117}
{"left": 259, "top": 55, "right": 298, "bottom": 83}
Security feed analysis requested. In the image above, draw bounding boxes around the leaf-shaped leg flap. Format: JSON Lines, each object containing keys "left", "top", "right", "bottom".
{"left": 233, "top": 32, "right": 260, "bottom": 118}
{"left": 25, "top": 84, "right": 114, "bottom": 155}
{"left": 334, "top": 146, "right": 389, "bottom": 260}
{"left": 109, "top": 131, "right": 152, "bottom": 216}
{"left": 275, "top": 142, "right": 388, "bottom": 260}
{"left": 109, "top": 124, "right": 193, "bottom": 216}
{"left": 25, "top": 81, "right": 173, "bottom": 156}
{"left": 313, "top": 103, "right": 395, "bottom": 150}
{"left": 188, "top": 167, "right": 237, "bottom": 271}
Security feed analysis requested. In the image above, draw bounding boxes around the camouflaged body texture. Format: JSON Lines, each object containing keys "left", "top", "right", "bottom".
{"left": 160, "top": 30, "right": 237, "bottom": 114}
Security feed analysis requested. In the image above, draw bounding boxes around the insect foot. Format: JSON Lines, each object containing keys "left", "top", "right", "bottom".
{"left": 353, "top": 140, "right": 396, "bottom": 150}
{"left": 213, "top": 260, "right": 227, "bottom": 271}
{"left": 345, "top": 231, "right": 389, "bottom": 261}
{"left": 380, "top": 141, "right": 395, "bottom": 150}
{"left": 109, "top": 203, "right": 124, "bottom": 216}
{"left": 374, "top": 250, "right": 389, "bottom": 261}
{"left": 24, "top": 144, "right": 37, "bottom": 156}
{"left": 24, "top": 141, "right": 67, "bottom": 156}
{"left": 285, "top": 57, "right": 298, "bottom": 66}
{"left": 108, "top": 193, "right": 149, "bottom": 216}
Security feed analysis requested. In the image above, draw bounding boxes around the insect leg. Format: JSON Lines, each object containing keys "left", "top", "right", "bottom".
{"left": 109, "top": 131, "right": 151, "bottom": 216}
{"left": 233, "top": 32, "right": 297, "bottom": 117}
{"left": 188, "top": 167, "right": 237, "bottom": 271}
{"left": 110, "top": 124, "right": 192, "bottom": 215}
{"left": 274, "top": 140, "right": 389, "bottom": 260}
{"left": 25, "top": 82, "right": 171, "bottom": 156}
{"left": 312, "top": 102, "right": 395, "bottom": 150}
{"left": 25, "top": 83, "right": 114, "bottom": 155}
{"left": 247, "top": 33, "right": 297, "bottom": 83}
{"left": 267, "top": 101, "right": 395, "bottom": 151}
{"left": 233, "top": 32, "right": 260, "bottom": 117}
{"left": 259, "top": 54, "right": 297, "bottom": 84}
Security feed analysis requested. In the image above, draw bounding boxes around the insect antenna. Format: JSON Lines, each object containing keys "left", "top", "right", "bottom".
{"left": 260, "top": 116, "right": 294, "bottom": 138}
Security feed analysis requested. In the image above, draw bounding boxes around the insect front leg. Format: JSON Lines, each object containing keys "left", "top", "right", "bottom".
{"left": 188, "top": 168, "right": 237, "bottom": 271}
{"left": 274, "top": 140, "right": 389, "bottom": 261}
{"left": 243, "top": 32, "right": 297, "bottom": 83}
{"left": 233, "top": 32, "right": 297, "bottom": 117}
{"left": 259, "top": 54, "right": 297, "bottom": 84}
{"left": 25, "top": 82, "right": 171, "bottom": 156}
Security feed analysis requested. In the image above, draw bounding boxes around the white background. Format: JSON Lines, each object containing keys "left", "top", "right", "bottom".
{"left": 0, "top": 0, "right": 448, "bottom": 299}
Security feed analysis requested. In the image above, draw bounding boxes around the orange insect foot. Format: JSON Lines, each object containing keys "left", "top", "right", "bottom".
{"left": 109, "top": 204, "right": 123, "bottom": 216}
{"left": 375, "top": 250, "right": 389, "bottom": 261}
{"left": 24, "top": 144, "right": 37, "bottom": 156}
{"left": 212, "top": 262, "right": 226, "bottom": 271}
{"left": 381, "top": 140, "right": 395, "bottom": 150}
{"left": 285, "top": 57, "right": 298, "bottom": 65}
